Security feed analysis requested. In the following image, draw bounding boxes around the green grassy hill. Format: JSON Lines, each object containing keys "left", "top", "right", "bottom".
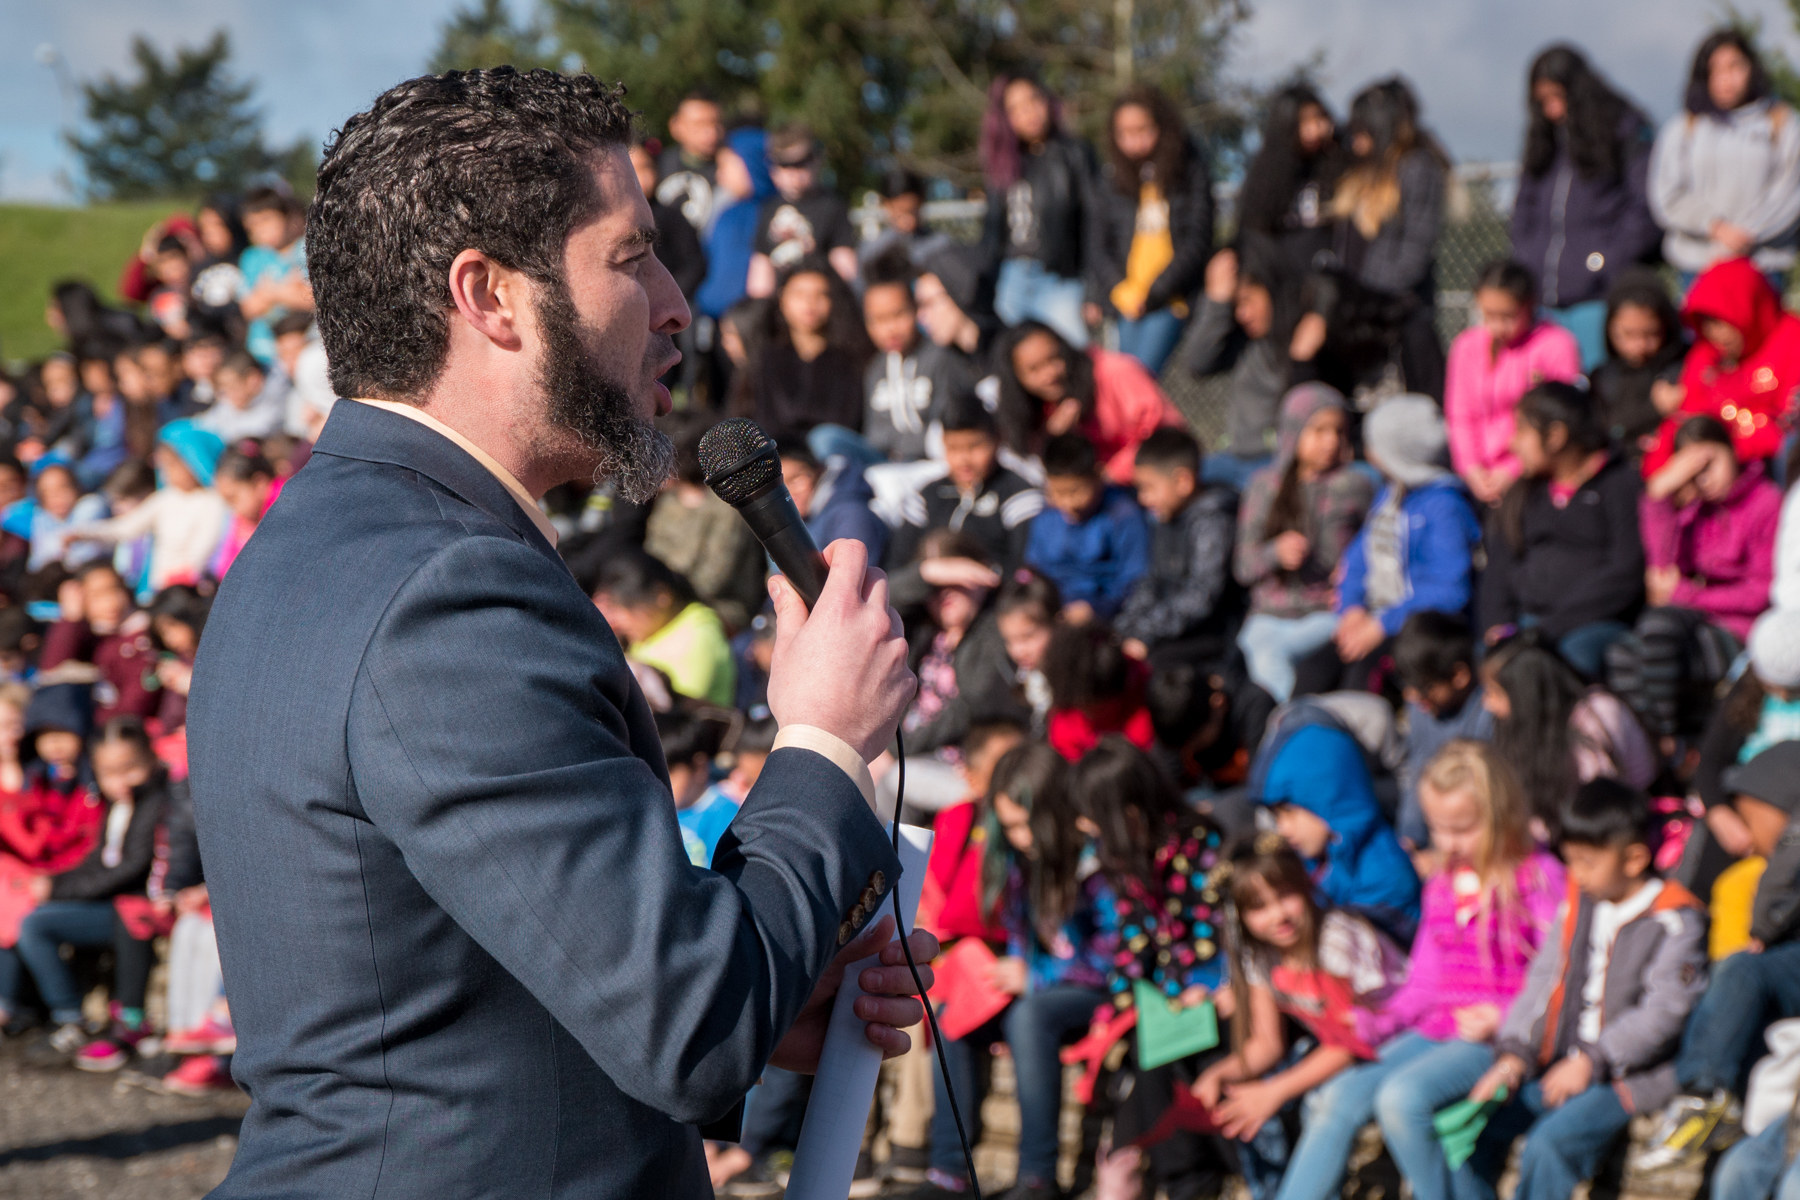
{"left": 0, "top": 201, "right": 189, "bottom": 368}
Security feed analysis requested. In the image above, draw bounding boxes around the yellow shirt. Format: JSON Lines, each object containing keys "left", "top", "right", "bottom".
{"left": 1110, "top": 183, "right": 1187, "bottom": 320}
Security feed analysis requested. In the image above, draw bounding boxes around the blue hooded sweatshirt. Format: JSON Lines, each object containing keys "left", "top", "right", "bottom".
{"left": 1337, "top": 476, "right": 1483, "bottom": 635}
{"left": 695, "top": 128, "right": 775, "bottom": 319}
{"left": 1260, "top": 724, "right": 1421, "bottom": 939}
{"left": 805, "top": 457, "right": 889, "bottom": 565}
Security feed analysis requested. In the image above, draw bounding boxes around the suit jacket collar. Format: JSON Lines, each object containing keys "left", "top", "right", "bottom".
{"left": 312, "top": 400, "right": 563, "bottom": 566}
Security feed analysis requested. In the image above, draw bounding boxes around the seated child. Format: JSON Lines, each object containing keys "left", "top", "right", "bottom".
{"left": 1024, "top": 433, "right": 1150, "bottom": 625}
{"left": 195, "top": 350, "right": 287, "bottom": 442}
{"left": 916, "top": 720, "right": 1026, "bottom": 949}
{"left": 644, "top": 412, "right": 767, "bottom": 633}
{"left": 1465, "top": 778, "right": 1708, "bottom": 1200}
{"left": 1181, "top": 244, "right": 1295, "bottom": 486}
{"left": 1146, "top": 660, "right": 1275, "bottom": 805}
{"left": 1278, "top": 742, "right": 1562, "bottom": 1200}
{"left": 923, "top": 741, "right": 1096, "bottom": 1197}
{"left": 210, "top": 445, "right": 286, "bottom": 579}
{"left": 1482, "top": 631, "right": 1657, "bottom": 839}
{"left": 1295, "top": 394, "right": 1481, "bottom": 696}
{"left": 1234, "top": 384, "right": 1373, "bottom": 702}
{"left": 590, "top": 551, "right": 736, "bottom": 707}
{"left": 1644, "top": 257, "right": 1800, "bottom": 477}
{"left": 993, "top": 568, "right": 1063, "bottom": 738}
{"left": 778, "top": 441, "right": 889, "bottom": 566}
{"left": 1044, "top": 622, "right": 1155, "bottom": 761}
{"left": 1186, "top": 839, "right": 1408, "bottom": 1197}
{"left": 65, "top": 420, "right": 228, "bottom": 596}
{"left": 1479, "top": 382, "right": 1645, "bottom": 681}
{"left": 0, "top": 717, "right": 166, "bottom": 1054}
{"left": 1635, "top": 740, "right": 1800, "bottom": 1173}
{"left": 888, "top": 393, "right": 1042, "bottom": 575}
{"left": 39, "top": 563, "right": 160, "bottom": 726}
{"left": 1445, "top": 259, "right": 1583, "bottom": 507}
{"left": 27, "top": 462, "right": 109, "bottom": 577}
{"left": 657, "top": 710, "right": 735, "bottom": 868}
{"left": 1116, "top": 427, "right": 1238, "bottom": 663}
{"left": 1589, "top": 270, "right": 1687, "bottom": 462}
{"left": 861, "top": 251, "right": 941, "bottom": 463}
{"left": 717, "top": 715, "right": 777, "bottom": 804}
{"left": 1392, "top": 611, "right": 1495, "bottom": 852}
{"left": 1258, "top": 721, "right": 1421, "bottom": 943}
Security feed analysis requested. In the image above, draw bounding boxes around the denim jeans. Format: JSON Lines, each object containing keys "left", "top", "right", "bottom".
{"left": 806, "top": 424, "right": 885, "bottom": 473}
{"left": 1274, "top": 1031, "right": 1441, "bottom": 1200}
{"left": 1715, "top": 1116, "right": 1800, "bottom": 1200}
{"left": 1676, "top": 941, "right": 1800, "bottom": 1096}
{"left": 996, "top": 258, "right": 1089, "bottom": 348}
{"left": 1543, "top": 301, "right": 1608, "bottom": 372}
{"left": 1116, "top": 308, "right": 1187, "bottom": 375}
{"left": 13, "top": 900, "right": 119, "bottom": 1023}
{"left": 1238, "top": 611, "right": 1342, "bottom": 703}
{"left": 1465, "top": 1079, "right": 1631, "bottom": 1200}
{"left": 1519, "top": 614, "right": 1629, "bottom": 682}
{"left": 1372, "top": 1035, "right": 1495, "bottom": 1200}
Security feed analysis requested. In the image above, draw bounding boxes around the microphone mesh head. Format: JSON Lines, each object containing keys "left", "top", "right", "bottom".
{"left": 698, "top": 418, "right": 781, "bottom": 506}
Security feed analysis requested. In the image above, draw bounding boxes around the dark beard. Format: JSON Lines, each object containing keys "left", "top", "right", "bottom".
{"left": 534, "top": 277, "right": 675, "bottom": 503}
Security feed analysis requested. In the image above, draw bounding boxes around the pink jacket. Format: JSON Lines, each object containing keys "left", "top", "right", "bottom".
{"left": 1084, "top": 349, "right": 1186, "bottom": 485}
{"left": 1639, "top": 459, "right": 1781, "bottom": 640}
{"left": 1358, "top": 849, "right": 1565, "bottom": 1045}
{"left": 1445, "top": 321, "right": 1582, "bottom": 482}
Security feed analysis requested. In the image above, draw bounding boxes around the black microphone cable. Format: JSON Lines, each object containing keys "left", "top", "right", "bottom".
{"left": 888, "top": 729, "right": 983, "bottom": 1200}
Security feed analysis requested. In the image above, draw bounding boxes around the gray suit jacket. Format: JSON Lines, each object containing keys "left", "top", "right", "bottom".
{"left": 189, "top": 400, "right": 900, "bottom": 1197}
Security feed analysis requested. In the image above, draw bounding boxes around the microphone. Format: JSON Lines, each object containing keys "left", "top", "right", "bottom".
{"left": 699, "top": 419, "right": 829, "bottom": 610}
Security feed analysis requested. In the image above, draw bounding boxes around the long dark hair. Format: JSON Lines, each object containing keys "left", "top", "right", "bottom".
{"left": 1483, "top": 631, "right": 1606, "bottom": 826}
{"left": 1523, "top": 45, "right": 1643, "bottom": 182}
{"left": 765, "top": 256, "right": 872, "bottom": 362}
{"left": 1067, "top": 735, "right": 1187, "bottom": 892}
{"left": 994, "top": 320, "right": 1095, "bottom": 456}
{"left": 1106, "top": 85, "right": 1193, "bottom": 198}
{"left": 1044, "top": 623, "right": 1132, "bottom": 711}
{"left": 981, "top": 74, "right": 1062, "bottom": 191}
{"left": 1603, "top": 268, "right": 1683, "bottom": 363}
{"left": 1499, "top": 381, "right": 1610, "bottom": 552}
{"left": 1224, "top": 839, "right": 1322, "bottom": 1049}
{"left": 981, "top": 741, "right": 1082, "bottom": 945}
{"left": 1332, "top": 77, "right": 1450, "bottom": 240}
{"left": 1685, "top": 28, "right": 1771, "bottom": 116}
{"left": 1238, "top": 82, "right": 1343, "bottom": 237}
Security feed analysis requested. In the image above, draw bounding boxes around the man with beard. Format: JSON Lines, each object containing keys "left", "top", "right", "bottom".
{"left": 186, "top": 69, "right": 928, "bottom": 1198}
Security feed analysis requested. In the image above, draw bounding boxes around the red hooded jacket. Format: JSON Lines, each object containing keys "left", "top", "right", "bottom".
{"left": 1645, "top": 258, "right": 1800, "bottom": 475}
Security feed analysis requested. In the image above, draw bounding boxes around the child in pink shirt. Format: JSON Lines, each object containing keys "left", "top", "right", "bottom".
{"left": 1445, "top": 260, "right": 1582, "bottom": 506}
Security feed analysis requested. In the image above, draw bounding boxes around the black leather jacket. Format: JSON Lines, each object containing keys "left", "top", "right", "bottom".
{"left": 981, "top": 134, "right": 1097, "bottom": 281}
{"left": 1089, "top": 140, "right": 1215, "bottom": 315}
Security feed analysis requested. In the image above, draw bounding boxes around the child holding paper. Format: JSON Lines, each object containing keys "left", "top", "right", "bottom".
{"left": 1463, "top": 779, "right": 1707, "bottom": 1200}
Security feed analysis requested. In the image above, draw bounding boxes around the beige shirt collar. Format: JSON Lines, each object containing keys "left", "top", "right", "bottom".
{"left": 353, "top": 398, "right": 558, "bottom": 547}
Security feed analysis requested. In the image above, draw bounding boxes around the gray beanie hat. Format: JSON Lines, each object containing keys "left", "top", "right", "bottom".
{"left": 1363, "top": 394, "right": 1450, "bottom": 488}
{"left": 1750, "top": 608, "right": 1800, "bottom": 690}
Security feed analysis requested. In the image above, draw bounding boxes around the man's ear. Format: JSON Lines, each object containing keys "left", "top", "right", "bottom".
{"left": 446, "top": 248, "right": 527, "bottom": 353}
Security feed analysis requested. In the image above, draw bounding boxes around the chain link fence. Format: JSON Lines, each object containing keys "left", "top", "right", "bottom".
{"left": 856, "top": 162, "right": 1523, "bottom": 448}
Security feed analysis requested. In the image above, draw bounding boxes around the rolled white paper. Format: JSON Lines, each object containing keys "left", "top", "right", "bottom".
{"left": 783, "top": 822, "right": 934, "bottom": 1200}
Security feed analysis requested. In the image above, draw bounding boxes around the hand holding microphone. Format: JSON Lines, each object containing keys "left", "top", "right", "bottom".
{"left": 700, "top": 420, "right": 912, "bottom": 764}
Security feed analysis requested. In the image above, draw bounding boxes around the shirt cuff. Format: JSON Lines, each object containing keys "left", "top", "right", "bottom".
{"left": 772, "top": 725, "right": 877, "bottom": 813}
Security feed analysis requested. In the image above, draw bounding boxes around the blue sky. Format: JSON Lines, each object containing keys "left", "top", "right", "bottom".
{"left": 4, "top": 0, "right": 1800, "bottom": 202}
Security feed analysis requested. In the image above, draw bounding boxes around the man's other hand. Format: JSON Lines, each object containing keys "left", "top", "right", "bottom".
{"left": 770, "top": 916, "right": 939, "bottom": 1071}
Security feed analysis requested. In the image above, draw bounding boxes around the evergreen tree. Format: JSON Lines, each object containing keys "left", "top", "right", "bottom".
{"left": 68, "top": 31, "right": 281, "bottom": 200}
{"left": 426, "top": 0, "right": 1250, "bottom": 192}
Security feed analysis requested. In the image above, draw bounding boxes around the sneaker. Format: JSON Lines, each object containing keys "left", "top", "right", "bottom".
{"left": 163, "top": 1014, "right": 237, "bottom": 1056}
{"left": 160, "top": 1054, "right": 237, "bottom": 1096}
{"left": 47, "top": 1022, "right": 88, "bottom": 1055}
{"left": 722, "top": 1151, "right": 790, "bottom": 1198}
{"left": 1635, "top": 1089, "right": 1743, "bottom": 1171}
{"left": 74, "top": 1039, "right": 131, "bottom": 1072}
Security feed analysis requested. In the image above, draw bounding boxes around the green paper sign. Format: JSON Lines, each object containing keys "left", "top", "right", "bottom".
{"left": 1432, "top": 1085, "right": 1508, "bottom": 1170}
{"left": 1134, "top": 981, "right": 1219, "bottom": 1070}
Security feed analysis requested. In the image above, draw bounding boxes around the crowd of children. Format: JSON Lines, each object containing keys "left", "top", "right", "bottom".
{"left": 5, "top": 25, "right": 1800, "bottom": 1200}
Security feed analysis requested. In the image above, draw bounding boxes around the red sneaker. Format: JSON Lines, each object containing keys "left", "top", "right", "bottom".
{"left": 163, "top": 1014, "right": 236, "bottom": 1056}
{"left": 161, "top": 1054, "right": 236, "bottom": 1096}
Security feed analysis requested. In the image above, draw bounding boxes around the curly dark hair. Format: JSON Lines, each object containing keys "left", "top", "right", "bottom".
{"left": 308, "top": 68, "right": 637, "bottom": 401}
{"left": 993, "top": 320, "right": 1095, "bottom": 457}
{"left": 1685, "top": 28, "right": 1771, "bottom": 116}
{"left": 1523, "top": 45, "right": 1643, "bottom": 183}
{"left": 1237, "top": 82, "right": 1343, "bottom": 238}
{"left": 1105, "top": 85, "right": 1194, "bottom": 198}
